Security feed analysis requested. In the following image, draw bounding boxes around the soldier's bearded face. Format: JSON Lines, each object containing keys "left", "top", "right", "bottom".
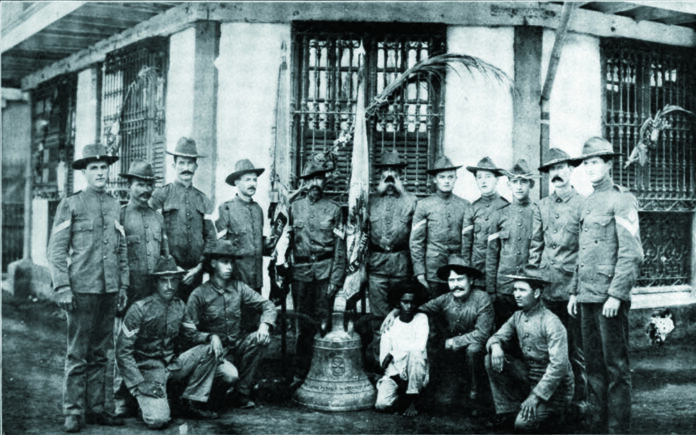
{"left": 156, "top": 275, "right": 180, "bottom": 302}
{"left": 173, "top": 156, "right": 198, "bottom": 183}
{"left": 582, "top": 157, "right": 611, "bottom": 184}
{"left": 129, "top": 179, "right": 154, "bottom": 204}
{"left": 449, "top": 270, "right": 471, "bottom": 299}
{"left": 513, "top": 281, "right": 540, "bottom": 310}
{"left": 83, "top": 162, "right": 109, "bottom": 190}
{"left": 236, "top": 173, "right": 258, "bottom": 198}
{"left": 509, "top": 178, "right": 532, "bottom": 201}
{"left": 475, "top": 170, "right": 498, "bottom": 195}
{"left": 377, "top": 167, "right": 404, "bottom": 195}
{"left": 549, "top": 163, "right": 571, "bottom": 188}
{"left": 211, "top": 257, "right": 233, "bottom": 280}
{"left": 433, "top": 170, "right": 457, "bottom": 193}
{"left": 307, "top": 176, "right": 326, "bottom": 195}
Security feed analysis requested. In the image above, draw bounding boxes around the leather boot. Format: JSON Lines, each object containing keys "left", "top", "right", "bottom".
{"left": 85, "top": 412, "right": 124, "bottom": 426}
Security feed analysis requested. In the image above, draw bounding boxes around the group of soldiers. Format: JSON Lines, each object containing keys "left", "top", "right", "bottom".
{"left": 48, "top": 133, "right": 643, "bottom": 434}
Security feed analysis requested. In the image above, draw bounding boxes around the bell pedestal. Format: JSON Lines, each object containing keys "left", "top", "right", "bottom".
{"left": 294, "top": 311, "right": 376, "bottom": 411}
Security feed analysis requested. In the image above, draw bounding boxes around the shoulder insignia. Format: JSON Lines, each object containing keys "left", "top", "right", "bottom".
{"left": 217, "top": 228, "right": 228, "bottom": 239}
{"left": 462, "top": 225, "right": 474, "bottom": 234}
{"left": 488, "top": 232, "right": 500, "bottom": 242}
{"left": 616, "top": 211, "right": 640, "bottom": 237}
{"left": 412, "top": 219, "right": 427, "bottom": 231}
{"left": 52, "top": 219, "right": 71, "bottom": 236}
{"left": 121, "top": 323, "right": 139, "bottom": 338}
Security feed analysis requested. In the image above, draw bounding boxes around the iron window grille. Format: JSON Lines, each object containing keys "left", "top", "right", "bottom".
{"left": 101, "top": 37, "right": 168, "bottom": 202}
{"left": 291, "top": 23, "right": 446, "bottom": 200}
{"left": 602, "top": 39, "right": 695, "bottom": 287}
{"left": 31, "top": 73, "right": 77, "bottom": 201}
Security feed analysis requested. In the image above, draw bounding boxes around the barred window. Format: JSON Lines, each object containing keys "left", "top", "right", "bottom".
{"left": 291, "top": 23, "right": 446, "bottom": 200}
{"left": 602, "top": 39, "right": 696, "bottom": 287}
{"left": 101, "top": 37, "right": 168, "bottom": 201}
{"left": 31, "top": 73, "right": 77, "bottom": 201}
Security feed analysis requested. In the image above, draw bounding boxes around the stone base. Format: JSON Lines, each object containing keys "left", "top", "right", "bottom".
{"left": 6, "top": 259, "right": 53, "bottom": 300}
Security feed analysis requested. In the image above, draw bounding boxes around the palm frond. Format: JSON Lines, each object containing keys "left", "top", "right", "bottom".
{"left": 656, "top": 105, "right": 694, "bottom": 119}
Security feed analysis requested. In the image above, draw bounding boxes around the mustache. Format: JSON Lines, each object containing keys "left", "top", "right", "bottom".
{"left": 377, "top": 176, "right": 405, "bottom": 195}
{"left": 180, "top": 171, "right": 193, "bottom": 175}
{"left": 551, "top": 176, "right": 564, "bottom": 182}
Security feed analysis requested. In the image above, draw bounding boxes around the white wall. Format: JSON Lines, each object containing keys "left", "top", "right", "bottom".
{"left": 542, "top": 30, "right": 602, "bottom": 197}
{"left": 445, "top": 27, "right": 515, "bottom": 202}
{"left": 31, "top": 199, "right": 49, "bottom": 266}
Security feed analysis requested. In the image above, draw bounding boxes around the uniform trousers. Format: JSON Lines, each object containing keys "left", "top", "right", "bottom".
{"left": 545, "top": 299, "right": 588, "bottom": 404}
{"left": 291, "top": 279, "right": 334, "bottom": 377}
{"left": 485, "top": 354, "right": 573, "bottom": 433}
{"left": 430, "top": 343, "right": 485, "bottom": 407}
{"left": 581, "top": 302, "right": 631, "bottom": 434}
{"left": 64, "top": 293, "right": 116, "bottom": 416}
{"left": 214, "top": 331, "right": 270, "bottom": 396}
{"left": 132, "top": 344, "right": 217, "bottom": 429}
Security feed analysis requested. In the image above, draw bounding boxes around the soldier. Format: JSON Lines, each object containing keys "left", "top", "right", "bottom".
{"left": 116, "top": 256, "right": 219, "bottom": 429}
{"left": 289, "top": 160, "right": 346, "bottom": 383}
{"left": 567, "top": 137, "right": 643, "bottom": 434}
{"left": 528, "top": 148, "right": 588, "bottom": 413}
{"left": 486, "top": 159, "right": 537, "bottom": 328}
{"left": 114, "top": 160, "right": 170, "bottom": 416}
{"left": 366, "top": 150, "right": 417, "bottom": 366}
{"left": 183, "top": 240, "right": 278, "bottom": 409}
{"left": 149, "top": 137, "right": 216, "bottom": 301}
{"left": 485, "top": 265, "right": 574, "bottom": 433}
{"left": 461, "top": 156, "right": 508, "bottom": 290}
{"left": 216, "top": 159, "right": 280, "bottom": 293}
{"left": 48, "top": 144, "right": 128, "bottom": 432}
{"left": 419, "top": 255, "right": 494, "bottom": 410}
{"left": 410, "top": 155, "right": 470, "bottom": 298}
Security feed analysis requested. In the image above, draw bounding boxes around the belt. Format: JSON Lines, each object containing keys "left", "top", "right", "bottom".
{"left": 369, "top": 243, "right": 408, "bottom": 254}
{"left": 294, "top": 252, "right": 333, "bottom": 263}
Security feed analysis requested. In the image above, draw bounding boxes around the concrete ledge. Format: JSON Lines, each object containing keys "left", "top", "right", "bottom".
{"left": 632, "top": 290, "right": 696, "bottom": 310}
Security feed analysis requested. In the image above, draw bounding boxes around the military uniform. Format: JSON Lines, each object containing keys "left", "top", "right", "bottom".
{"left": 461, "top": 193, "right": 508, "bottom": 288}
{"left": 290, "top": 194, "right": 346, "bottom": 375}
{"left": 574, "top": 177, "right": 642, "bottom": 433}
{"left": 116, "top": 295, "right": 217, "bottom": 428}
{"left": 486, "top": 199, "right": 535, "bottom": 327}
{"left": 149, "top": 181, "right": 216, "bottom": 300}
{"left": 485, "top": 301, "right": 574, "bottom": 433}
{"left": 410, "top": 192, "right": 470, "bottom": 297}
{"left": 49, "top": 185, "right": 129, "bottom": 418}
{"left": 182, "top": 280, "right": 278, "bottom": 397}
{"left": 529, "top": 187, "right": 587, "bottom": 405}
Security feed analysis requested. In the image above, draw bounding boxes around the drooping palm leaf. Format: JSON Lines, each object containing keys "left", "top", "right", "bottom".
{"left": 626, "top": 105, "right": 695, "bottom": 168}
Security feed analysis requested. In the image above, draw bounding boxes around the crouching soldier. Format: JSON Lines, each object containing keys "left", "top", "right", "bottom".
{"left": 182, "top": 240, "right": 278, "bottom": 409}
{"left": 116, "top": 256, "right": 218, "bottom": 430}
{"left": 485, "top": 265, "right": 574, "bottom": 433}
{"left": 376, "top": 280, "right": 430, "bottom": 417}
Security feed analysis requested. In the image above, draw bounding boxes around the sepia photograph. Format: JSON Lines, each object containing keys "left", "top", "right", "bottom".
{"left": 1, "top": 1, "right": 695, "bottom": 433}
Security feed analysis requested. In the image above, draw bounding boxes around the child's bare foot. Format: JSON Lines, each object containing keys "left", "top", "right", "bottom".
{"left": 403, "top": 402, "right": 418, "bottom": 417}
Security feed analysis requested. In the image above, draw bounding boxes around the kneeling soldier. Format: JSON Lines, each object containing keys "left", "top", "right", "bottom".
{"left": 116, "top": 256, "right": 218, "bottom": 430}
{"left": 485, "top": 265, "right": 574, "bottom": 433}
{"left": 183, "top": 240, "right": 278, "bottom": 409}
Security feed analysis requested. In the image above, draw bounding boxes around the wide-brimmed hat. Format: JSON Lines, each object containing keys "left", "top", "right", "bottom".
{"left": 386, "top": 279, "right": 429, "bottom": 308}
{"left": 204, "top": 240, "right": 240, "bottom": 260}
{"left": 466, "top": 156, "right": 504, "bottom": 177}
{"left": 119, "top": 160, "right": 160, "bottom": 181}
{"left": 571, "top": 136, "right": 621, "bottom": 164}
{"left": 538, "top": 148, "right": 580, "bottom": 173}
{"left": 166, "top": 137, "right": 206, "bottom": 159}
{"left": 504, "top": 264, "right": 550, "bottom": 289}
{"left": 436, "top": 254, "right": 483, "bottom": 281}
{"left": 427, "top": 155, "right": 462, "bottom": 175}
{"left": 502, "top": 159, "right": 539, "bottom": 180}
{"left": 298, "top": 160, "right": 331, "bottom": 180}
{"left": 72, "top": 144, "right": 119, "bottom": 170}
{"left": 225, "top": 159, "right": 265, "bottom": 185}
{"left": 150, "top": 256, "right": 186, "bottom": 277}
{"left": 375, "top": 149, "right": 407, "bottom": 168}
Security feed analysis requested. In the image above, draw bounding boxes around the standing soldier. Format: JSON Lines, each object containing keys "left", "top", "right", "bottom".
{"left": 48, "top": 144, "right": 129, "bottom": 432}
{"left": 461, "top": 156, "right": 508, "bottom": 290}
{"left": 289, "top": 160, "right": 346, "bottom": 383}
{"left": 528, "top": 148, "right": 588, "bottom": 414}
{"left": 366, "top": 150, "right": 417, "bottom": 364}
{"left": 149, "top": 137, "right": 216, "bottom": 301}
{"left": 486, "top": 159, "right": 537, "bottom": 328}
{"left": 410, "top": 155, "right": 470, "bottom": 298}
{"left": 114, "top": 160, "right": 170, "bottom": 416}
{"left": 568, "top": 137, "right": 643, "bottom": 434}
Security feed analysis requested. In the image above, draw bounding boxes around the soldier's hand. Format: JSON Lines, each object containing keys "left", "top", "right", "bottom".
{"left": 520, "top": 393, "right": 540, "bottom": 422}
{"left": 256, "top": 323, "right": 271, "bottom": 346}
{"left": 445, "top": 339, "right": 454, "bottom": 351}
{"left": 117, "top": 286, "right": 128, "bottom": 314}
{"left": 416, "top": 275, "right": 429, "bottom": 291}
{"left": 208, "top": 334, "right": 224, "bottom": 362}
{"left": 137, "top": 381, "right": 165, "bottom": 398}
{"left": 567, "top": 295, "right": 578, "bottom": 317}
{"left": 490, "top": 344, "right": 505, "bottom": 373}
{"left": 183, "top": 264, "right": 202, "bottom": 286}
{"left": 55, "top": 287, "right": 75, "bottom": 312}
{"left": 602, "top": 296, "right": 621, "bottom": 318}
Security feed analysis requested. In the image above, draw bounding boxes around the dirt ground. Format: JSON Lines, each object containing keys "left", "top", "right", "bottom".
{"left": 3, "top": 295, "right": 696, "bottom": 434}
